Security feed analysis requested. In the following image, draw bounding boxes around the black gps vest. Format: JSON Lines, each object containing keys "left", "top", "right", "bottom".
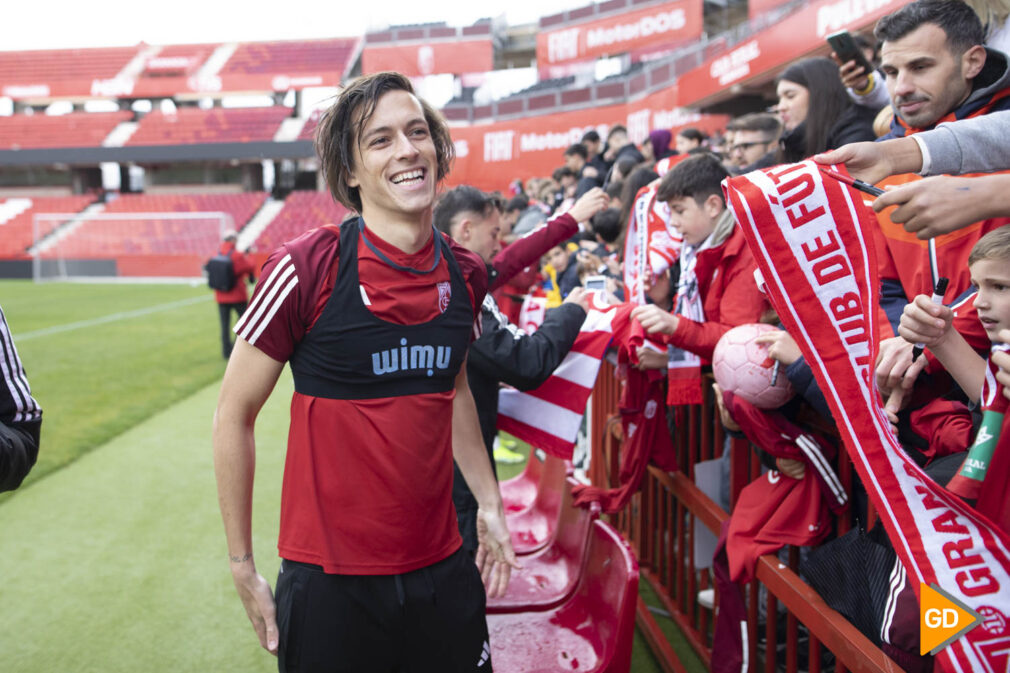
{"left": 289, "top": 218, "right": 473, "bottom": 400}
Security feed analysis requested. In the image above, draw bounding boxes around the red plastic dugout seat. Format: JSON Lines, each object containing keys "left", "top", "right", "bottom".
{"left": 488, "top": 477, "right": 599, "bottom": 613}
{"left": 500, "top": 449, "right": 544, "bottom": 514}
{"left": 505, "top": 454, "right": 571, "bottom": 555}
{"left": 488, "top": 520, "right": 639, "bottom": 673}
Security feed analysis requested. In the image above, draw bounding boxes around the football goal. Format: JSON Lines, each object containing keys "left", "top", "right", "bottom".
{"left": 32, "top": 211, "right": 233, "bottom": 283}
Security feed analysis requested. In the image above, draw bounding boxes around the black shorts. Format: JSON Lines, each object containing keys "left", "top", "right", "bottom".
{"left": 275, "top": 547, "right": 491, "bottom": 673}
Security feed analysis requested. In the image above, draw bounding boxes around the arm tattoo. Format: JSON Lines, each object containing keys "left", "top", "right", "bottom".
{"left": 229, "top": 552, "right": 252, "bottom": 563}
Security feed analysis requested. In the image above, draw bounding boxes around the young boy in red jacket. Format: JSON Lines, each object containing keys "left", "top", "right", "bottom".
{"left": 632, "top": 153, "right": 768, "bottom": 362}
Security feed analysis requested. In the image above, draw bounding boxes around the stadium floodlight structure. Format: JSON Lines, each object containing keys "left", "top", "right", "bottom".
{"left": 32, "top": 211, "right": 234, "bottom": 283}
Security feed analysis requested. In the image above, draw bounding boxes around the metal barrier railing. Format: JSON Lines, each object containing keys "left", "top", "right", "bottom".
{"left": 586, "top": 360, "right": 896, "bottom": 673}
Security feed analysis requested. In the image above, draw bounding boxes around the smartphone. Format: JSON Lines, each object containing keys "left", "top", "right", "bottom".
{"left": 826, "top": 30, "right": 874, "bottom": 76}
{"left": 584, "top": 275, "right": 608, "bottom": 291}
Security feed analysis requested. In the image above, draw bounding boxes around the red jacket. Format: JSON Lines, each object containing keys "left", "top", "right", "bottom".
{"left": 665, "top": 224, "right": 769, "bottom": 361}
{"left": 213, "top": 241, "right": 255, "bottom": 304}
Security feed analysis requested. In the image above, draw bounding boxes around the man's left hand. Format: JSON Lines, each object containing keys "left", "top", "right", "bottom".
{"left": 873, "top": 176, "right": 996, "bottom": 239}
{"left": 474, "top": 505, "right": 521, "bottom": 598}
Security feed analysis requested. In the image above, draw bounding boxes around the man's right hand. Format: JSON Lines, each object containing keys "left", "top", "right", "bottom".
{"left": 814, "top": 142, "right": 893, "bottom": 185}
{"left": 563, "top": 286, "right": 591, "bottom": 312}
{"left": 814, "top": 137, "right": 923, "bottom": 185}
{"left": 566, "top": 187, "right": 609, "bottom": 224}
{"left": 231, "top": 561, "right": 279, "bottom": 655}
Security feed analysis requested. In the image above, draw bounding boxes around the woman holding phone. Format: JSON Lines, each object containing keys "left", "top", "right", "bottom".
{"left": 774, "top": 57, "right": 877, "bottom": 162}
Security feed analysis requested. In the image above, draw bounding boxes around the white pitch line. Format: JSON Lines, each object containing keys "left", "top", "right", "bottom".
{"left": 16, "top": 295, "right": 211, "bottom": 341}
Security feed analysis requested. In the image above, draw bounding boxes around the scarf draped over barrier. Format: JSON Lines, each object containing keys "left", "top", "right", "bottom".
{"left": 724, "top": 160, "right": 1010, "bottom": 673}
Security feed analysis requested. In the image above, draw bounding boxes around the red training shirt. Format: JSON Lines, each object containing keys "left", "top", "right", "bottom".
{"left": 235, "top": 222, "right": 486, "bottom": 574}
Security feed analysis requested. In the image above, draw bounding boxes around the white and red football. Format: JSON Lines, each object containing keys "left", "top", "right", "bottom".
{"left": 712, "top": 323, "right": 795, "bottom": 410}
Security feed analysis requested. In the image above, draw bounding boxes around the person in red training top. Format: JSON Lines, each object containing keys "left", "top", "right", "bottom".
{"left": 631, "top": 153, "right": 768, "bottom": 360}
{"left": 213, "top": 230, "right": 255, "bottom": 359}
{"left": 212, "top": 72, "right": 517, "bottom": 673}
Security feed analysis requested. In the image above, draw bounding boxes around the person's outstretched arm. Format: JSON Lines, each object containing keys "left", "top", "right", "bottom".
{"left": 816, "top": 111, "right": 1010, "bottom": 182}
{"left": 212, "top": 338, "right": 285, "bottom": 654}
{"left": 451, "top": 359, "right": 520, "bottom": 596}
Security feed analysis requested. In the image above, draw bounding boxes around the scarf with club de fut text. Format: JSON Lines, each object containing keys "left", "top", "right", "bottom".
{"left": 723, "top": 160, "right": 1010, "bottom": 673}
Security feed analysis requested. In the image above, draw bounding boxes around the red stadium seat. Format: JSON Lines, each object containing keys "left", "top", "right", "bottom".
{"left": 218, "top": 39, "right": 357, "bottom": 76}
{"left": 505, "top": 454, "right": 571, "bottom": 555}
{"left": 0, "top": 112, "right": 132, "bottom": 150}
{"left": 487, "top": 477, "right": 599, "bottom": 614}
{"left": 254, "top": 190, "right": 349, "bottom": 252}
{"left": 0, "top": 46, "right": 137, "bottom": 88}
{"left": 500, "top": 449, "right": 545, "bottom": 514}
{"left": 487, "top": 520, "right": 639, "bottom": 673}
{"left": 127, "top": 107, "right": 291, "bottom": 146}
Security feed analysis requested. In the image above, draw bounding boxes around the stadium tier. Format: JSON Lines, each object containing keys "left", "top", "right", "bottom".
{"left": 127, "top": 107, "right": 292, "bottom": 146}
{"left": 218, "top": 38, "right": 358, "bottom": 76}
{"left": 254, "top": 190, "right": 348, "bottom": 252}
{"left": 140, "top": 44, "right": 217, "bottom": 78}
{"left": 45, "top": 192, "right": 268, "bottom": 258}
{"left": 297, "top": 109, "right": 322, "bottom": 142}
{"left": 0, "top": 46, "right": 137, "bottom": 88}
{"left": 0, "top": 195, "right": 96, "bottom": 259}
{"left": 0, "top": 111, "right": 132, "bottom": 150}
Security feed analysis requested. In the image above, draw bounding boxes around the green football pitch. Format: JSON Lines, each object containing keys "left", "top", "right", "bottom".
{"left": 0, "top": 280, "right": 693, "bottom": 673}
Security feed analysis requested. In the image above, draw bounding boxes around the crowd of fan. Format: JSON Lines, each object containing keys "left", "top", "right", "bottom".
{"left": 435, "top": 1, "right": 1010, "bottom": 671}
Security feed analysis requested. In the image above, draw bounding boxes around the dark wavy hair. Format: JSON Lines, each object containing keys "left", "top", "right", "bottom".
{"left": 433, "top": 185, "right": 501, "bottom": 235}
{"left": 314, "top": 71, "right": 455, "bottom": 212}
{"left": 876, "top": 0, "right": 984, "bottom": 55}
{"left": 776, "top": 58, "right": 851, "bottom": 160}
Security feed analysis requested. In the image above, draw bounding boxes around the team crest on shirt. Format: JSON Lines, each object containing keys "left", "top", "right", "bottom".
{"left": 437, "top": 281, "right": 451, "bottom": 313}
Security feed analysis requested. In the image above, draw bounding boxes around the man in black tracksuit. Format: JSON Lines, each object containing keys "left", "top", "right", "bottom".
{"left": 434, "top": 185, "right": 609, "bottom": 551}
{"left": 0, "top": 303, "right": 42, "bottom": 493}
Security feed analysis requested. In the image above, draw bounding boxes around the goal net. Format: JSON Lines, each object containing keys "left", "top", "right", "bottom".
{"left": 32, "top": 211, "right": 233, "bottom": 282}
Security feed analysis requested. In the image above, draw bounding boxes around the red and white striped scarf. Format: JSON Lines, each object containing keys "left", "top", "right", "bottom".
{"left": 725, "top": 161, "right": 1010, "bottom": 673}
{"left": 622, "top": 183, "right": 680, "bottom": 305}
{"left": 497, "top": 297, "right": 630, "bottom": 459}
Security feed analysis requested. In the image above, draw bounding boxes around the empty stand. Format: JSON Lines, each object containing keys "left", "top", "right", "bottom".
{"left": 219, "top": 39, "right": 358, "bottom": 75}
{"left": 297, "top": 109, "right": 322, "bottom": 142}
{"left": 487, "top": 520, "right": 639, "bottom": 673}
{"left": 47, "top": 193, "right": 267, "bottom": 258}
{"left": 254, "top": 191, "right": 348, "bottom": 252}
{"left": 0, "top": 195, "right": 95, "bottom": 258}
{"left": 141, "top": 44, "right": 217, "bottom": 78}
{"left": 0, "top": 46, "right": 138, "bottom": 85}
{"left": 127, "top": 107, "right": 291, "bottom": 146}
{"left": 0, "top": 112, "right": 132, "bottom": 150}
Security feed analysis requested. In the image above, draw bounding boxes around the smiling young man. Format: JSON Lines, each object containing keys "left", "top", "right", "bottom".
{"left": 212, "top": 72, "right": 517, "bottom": 673}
